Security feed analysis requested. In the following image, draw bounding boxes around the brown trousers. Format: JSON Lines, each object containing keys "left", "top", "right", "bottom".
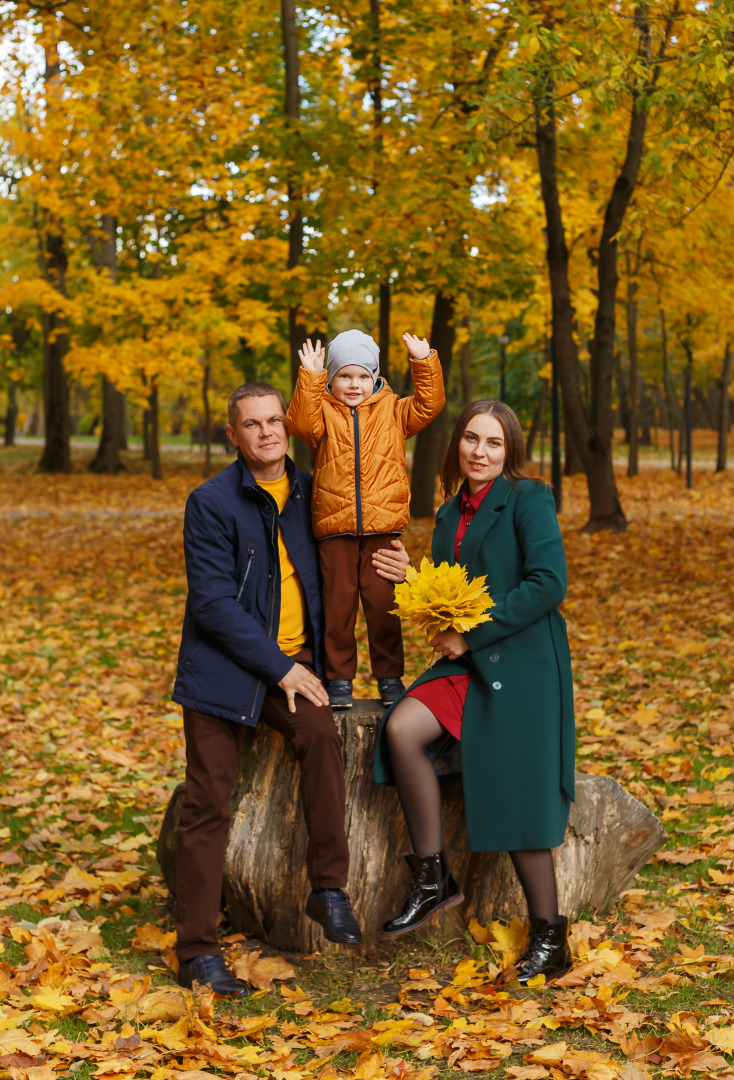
{"left": 319, "top": 534, "right": 404, "bottom": 681}
{"left": 174, "top": 657, "right": 349, "bottom": 961}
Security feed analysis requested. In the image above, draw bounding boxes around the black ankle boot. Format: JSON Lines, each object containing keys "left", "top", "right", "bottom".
{"left": 382, "top": 852, "right": 464, "bottom": 936}
{"left": 515, "top": 916, "right": 572, "bottom": 986}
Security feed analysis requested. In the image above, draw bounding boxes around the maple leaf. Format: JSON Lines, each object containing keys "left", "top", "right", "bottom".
{"left": 231, "top": 950, "right": 295, "bottom": 988}
{"left": 391, "top": 558, "right": 494, "bottom": 638}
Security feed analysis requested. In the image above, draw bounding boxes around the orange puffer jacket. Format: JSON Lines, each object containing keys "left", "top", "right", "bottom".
{"left": 286, "top": 352, "right": 445, "bottom": 539}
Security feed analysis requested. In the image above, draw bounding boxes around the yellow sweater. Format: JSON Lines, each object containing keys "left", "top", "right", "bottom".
{"left": 259, "top": 474, "right": 307, "bottom": 656}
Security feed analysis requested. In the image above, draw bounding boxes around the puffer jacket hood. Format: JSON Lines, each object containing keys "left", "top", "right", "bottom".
{"left": 286, "top": 351, "right": 445, "bottom": 539}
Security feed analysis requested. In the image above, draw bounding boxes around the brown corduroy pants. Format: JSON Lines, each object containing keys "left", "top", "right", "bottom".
{"left": 319, "top": 534, "right": 404, "bottom": 681}
{"left": 174, "top": 657, "right": 349, "bottom": 961}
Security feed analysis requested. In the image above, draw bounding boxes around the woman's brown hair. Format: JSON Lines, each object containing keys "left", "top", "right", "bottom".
{"left": 439, "top": 400, "right": 539, "bottom": 500}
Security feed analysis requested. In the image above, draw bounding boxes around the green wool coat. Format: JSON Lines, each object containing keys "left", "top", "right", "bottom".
{"left": 374, "top": 476, "right": 575, "bottom": 852}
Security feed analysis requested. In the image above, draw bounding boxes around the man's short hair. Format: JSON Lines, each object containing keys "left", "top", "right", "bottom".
{"left": 227, "top": 383, "right": 287, "bottom": 426}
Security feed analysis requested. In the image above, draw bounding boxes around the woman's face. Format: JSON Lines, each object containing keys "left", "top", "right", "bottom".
{"left": 458, "top": 412, "right": 507, "bottom": 493}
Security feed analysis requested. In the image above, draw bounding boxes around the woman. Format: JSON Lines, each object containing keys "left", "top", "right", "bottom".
{"left": 374, "top": 400, "right": 575, "bottom": 985}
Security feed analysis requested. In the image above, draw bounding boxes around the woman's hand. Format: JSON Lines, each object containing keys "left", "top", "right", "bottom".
{"left": 298, "top": 338, "right": 325, "bottom": 372}
{"left": 429, "top": 628, "right": 468, "bottom": 660}
{"left": 372, "top": 538, "right": 410, "bottom": 582}
{"left": 403, "top": 332, "right": 431, "bottom": 360}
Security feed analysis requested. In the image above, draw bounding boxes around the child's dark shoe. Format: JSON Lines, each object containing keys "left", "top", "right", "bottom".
{"left": 377, "top": 677, "right": 405, "bottom": 706}
{"left": 327, "top": 680, "right": 353, "bottom": 708}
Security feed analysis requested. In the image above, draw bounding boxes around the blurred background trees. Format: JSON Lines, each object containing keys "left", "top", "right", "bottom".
{"left": 1, "top": 0, "right": 732, "bottom": 527}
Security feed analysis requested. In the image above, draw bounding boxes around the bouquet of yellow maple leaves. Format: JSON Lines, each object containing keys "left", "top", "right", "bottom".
{"left": 391, "top": 557, "right": 494, "bottom": 641}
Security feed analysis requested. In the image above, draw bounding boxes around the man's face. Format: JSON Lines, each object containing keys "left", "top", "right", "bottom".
{"left": 227, "top": 394, "right": 289, "bottom": 478}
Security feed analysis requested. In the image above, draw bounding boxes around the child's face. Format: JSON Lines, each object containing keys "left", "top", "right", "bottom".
{"left": 331, "top": 365, "right": 375, "bottom": 406}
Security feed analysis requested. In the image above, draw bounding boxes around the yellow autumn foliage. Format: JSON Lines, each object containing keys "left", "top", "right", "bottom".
{"left": 391, "top": 558, "right": 494, "bottom": 639}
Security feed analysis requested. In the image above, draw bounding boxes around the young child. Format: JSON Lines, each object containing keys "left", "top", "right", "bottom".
{"left": 286, "top": 329, "right": 445, "bottom": 708}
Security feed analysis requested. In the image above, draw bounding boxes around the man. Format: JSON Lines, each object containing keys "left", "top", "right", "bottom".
{"left": 171, "top": 382, "right": 408, "bottom": 997}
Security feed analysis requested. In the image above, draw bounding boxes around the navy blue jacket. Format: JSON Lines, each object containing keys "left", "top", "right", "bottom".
{"left": 171, "top": 452, "right": 325, "bottom": 724}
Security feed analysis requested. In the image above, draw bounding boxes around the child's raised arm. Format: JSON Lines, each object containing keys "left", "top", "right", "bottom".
{"left": 298, "top": 338, "right": 326, "bottom": 372}
{"left": 395, "top": 330, "right": 445, "bottom": 437}
{"left": 402, "top": 332, "right": 432, "bottom": 360}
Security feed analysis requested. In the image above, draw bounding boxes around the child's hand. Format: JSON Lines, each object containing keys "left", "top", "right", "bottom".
{"left": 298, "top": 338, "right": 325, "bottom": 372}
{"left": 403, "top": 332, "right": 431, "bottom": 360}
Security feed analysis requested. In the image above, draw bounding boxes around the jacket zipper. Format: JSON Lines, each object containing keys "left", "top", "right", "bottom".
{"left": 249, "top": 496, "right": 280, "bottom": 719}
{"left": 236, "top": 548, "right": 255, "bottom": 602}
{"left": 351, "top": 406, "right": 362, "bottom": 534}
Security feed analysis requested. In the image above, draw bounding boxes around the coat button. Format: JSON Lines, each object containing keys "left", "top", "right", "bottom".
{"left": 490, "top": 653, "right": 499, "bottom": 662}
{"left": 492, "top": 681, "right": 502, "bottom": 690}
{"left": 240, "top": 715, "right": 246, "bottom": 721}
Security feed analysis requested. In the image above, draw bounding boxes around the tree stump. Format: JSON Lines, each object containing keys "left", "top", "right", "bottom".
{"left": 157, "top": 701, "right": 667, "bottom": 953}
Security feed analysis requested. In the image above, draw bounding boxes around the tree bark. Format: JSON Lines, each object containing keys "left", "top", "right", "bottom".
{"left": 4, "top": 382, "right": 18, "bottom": 447}
{"left": 716, "top": 343, "right": 732, "bottom": 473}
{"left": 157, "top": 702, "right": 667, "bottom": 952}
{"left": 563, "top": 398, "right": 583, "bottom": 475}
{"left": 533, "top": 72, "right": 625, "bottom": 531}
{"left": 38, "top": 226, "right": 71, "bottom": 474}
{"left": 281, "top": 0, "right": 310, "bottom": 471}
{"left": 460, "top": 314, "right": 472, "bottom": 407}
{"left": 35, "top": 38, "right": 71, "bottom": 475}
{"left": 202, "top": 359, "right": 212, "bottom": 479}
{"left": 626, "top": 251, "right": 639, "bottom": 478}
{"left": 88, "top": 215, "right": 126, "bottom": 474}
{"left": 149, "top": 378, "right": 162, "bottom": 480}
{"left": 409, "top": 291, "right": 455, "bottom": 516}
{"left": 526, "top": 376, "right": 548, "bottom": 462}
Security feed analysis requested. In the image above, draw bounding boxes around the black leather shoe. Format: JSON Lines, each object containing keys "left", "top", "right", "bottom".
{"left": 377, "top": 677, "right": 405, "bottom": 706}
{"left": 177, "top": 954, "right": 249, "bottom": 998}
{"left": 305, "top": 888, "right": 362, "bottom": 945}
{"left": 327, "top": 680, "right": 353, "bottom": 709}
{"left": 514, "top": 916, "right": 572, "bottom": 986}
{"left": 382, "top": 852, "right": 464, "bottom": 936}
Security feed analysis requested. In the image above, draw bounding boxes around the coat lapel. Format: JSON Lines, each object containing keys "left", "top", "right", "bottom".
{"left": 457, "top": 475, "right": 512, "bottom": 574}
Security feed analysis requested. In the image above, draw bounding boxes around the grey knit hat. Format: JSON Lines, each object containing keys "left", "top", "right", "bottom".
{"left": 326, "top": 329, "right": 380, "bottom": 385}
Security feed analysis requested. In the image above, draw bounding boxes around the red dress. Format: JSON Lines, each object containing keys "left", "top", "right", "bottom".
{"left": 405, "top": 478, "right": 496, "bottom": 739}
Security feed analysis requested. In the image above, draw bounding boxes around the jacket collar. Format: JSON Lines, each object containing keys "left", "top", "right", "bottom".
{"left": 448, "top": 474, "right": 513, "bottom": 569}
{"left": 236, "top": 450, "right": 299, "bottom": 493}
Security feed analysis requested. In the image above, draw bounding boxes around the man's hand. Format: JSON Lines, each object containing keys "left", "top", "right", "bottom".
{"left": 298, "top": 338, "right": 326, "bottom": 372}
{"left": 278, "top": 662, "right": 330, "bottom": 713}
{"left": 372, "top": 538, "right": 411, "bottom": 583}
{"left": 403, "top": 332, "right": 431, "bottom": 360}
{"left": 429, "top": 628, "right": 468, "bottom": 660}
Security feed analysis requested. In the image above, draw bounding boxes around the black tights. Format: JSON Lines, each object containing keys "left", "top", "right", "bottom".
{"left": 385, "top": 698, "right": 559, "bottom": 923}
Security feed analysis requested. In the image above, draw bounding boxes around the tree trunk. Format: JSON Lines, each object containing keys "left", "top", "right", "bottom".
{"left": 36, "top": 39, "right": 71, "bottom": 475}
{"left": 281, "top": 0, "right": 310, "bottom": 471}
{"left": 563, "top": 397, "right": 583, "bottom": 475}
{"left": 626, "top": 251, "right": 639, "bottom": 478}
{"left": 38, "top": 228, "right": 71, "bottom": 474}
{"left": 149, "top": 379, "right": 162, "bottom": 480}
{"left": 89, "top": 378, "right": 126, "bottom": 473}
{"left": 157, "top": 702, "right": 667, "bottom": 953}
{"left": 526, "top": 376, "right": 548, "bottom": 462}
{"left": 202, "top": 359, "right": 212, "bottom": 479}
{"left": 533, "top": 71, "right": 625, "bottom": 531}
{"left": 716, "top": 342, "right": 732, "bottom": 472}
{"left": 4, "top": 382, "right": 18, "bottom": 447}
{"left": 379, "top": 281, "right": 391, "bottom": 385}
{"left": 639, "top": 380, "right": 652, "bottom": 445}
{"left": 409, "top": 291, "right": 455, "bottom": 516}
{"left": 460, "top": 314, "right": 472, "bottom": 407}
{"left": 88, "top": 215, "right": 126, "bottom": 474}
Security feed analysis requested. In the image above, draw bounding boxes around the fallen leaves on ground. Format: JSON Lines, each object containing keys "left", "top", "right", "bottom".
{"left": 0, "top": 456, "right": 733, "bottom": 1079}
